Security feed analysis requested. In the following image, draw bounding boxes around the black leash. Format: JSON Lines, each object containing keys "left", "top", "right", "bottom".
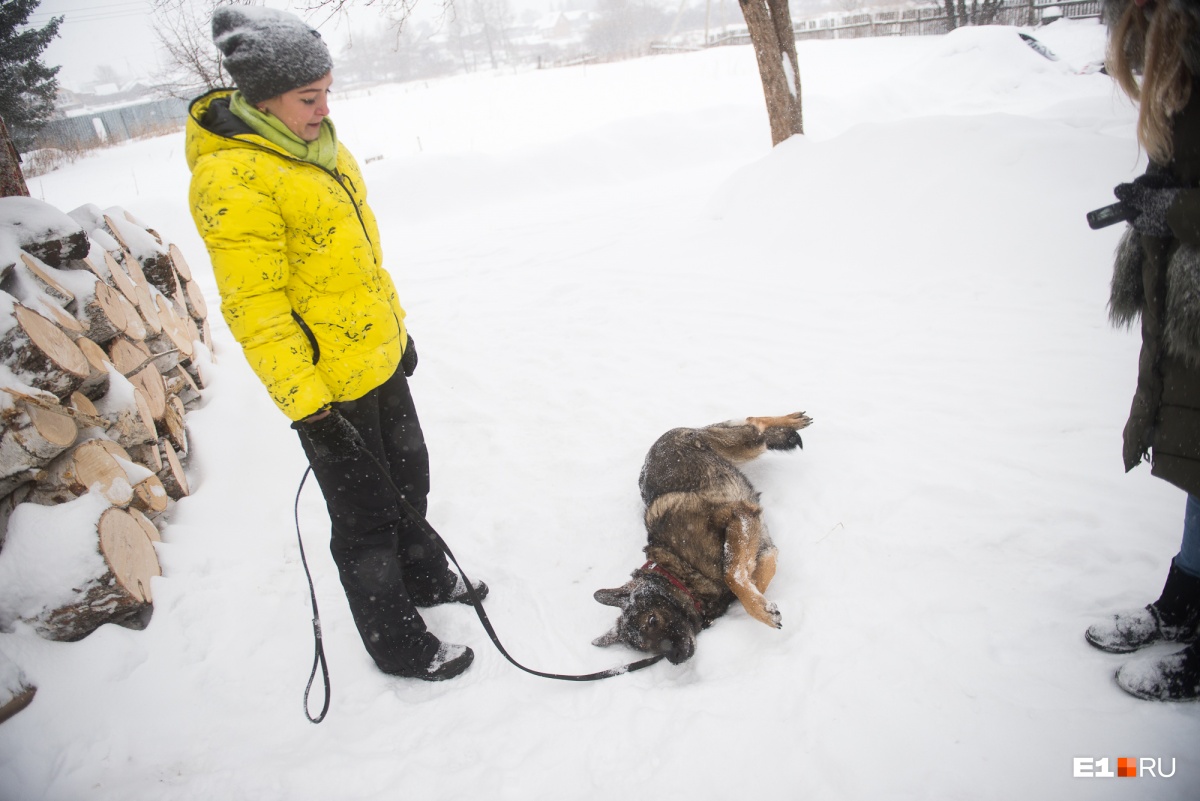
{"left": 295, "top": 467, "right": 331, "bottom": 724}
{"left": 294, "top": 453, "right": 664, "bottom": 722}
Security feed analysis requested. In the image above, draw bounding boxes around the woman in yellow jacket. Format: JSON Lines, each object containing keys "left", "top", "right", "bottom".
{"left": 186, "top": 6, "right": 482, "bottom": 681}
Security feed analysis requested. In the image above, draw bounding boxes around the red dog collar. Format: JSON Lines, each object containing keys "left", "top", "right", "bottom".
{"left": 642, "top": 560, "right": 703, "bottom": 613}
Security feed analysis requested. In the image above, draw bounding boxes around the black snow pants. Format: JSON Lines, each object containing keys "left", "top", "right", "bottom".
{"left": 297, "top": 366, "right": 453, "bottom": 674}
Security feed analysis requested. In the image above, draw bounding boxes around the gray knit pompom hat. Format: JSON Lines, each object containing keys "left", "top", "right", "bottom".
{"left": 212, "top": 6, "right": 333, "bottom": 105}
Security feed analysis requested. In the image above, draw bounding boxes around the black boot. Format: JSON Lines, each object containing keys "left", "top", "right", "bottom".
{"left": 407, "top": 569, "right": 490, "bottom": 608}
{"left": 383, "top": 641, "right": 475, "bottom": 681}
{"left": 1086, "top": 562, "right": 1200, "bottom": 653}
{"left": 1116, "top": 642, "right": 1200, "bottom": 701}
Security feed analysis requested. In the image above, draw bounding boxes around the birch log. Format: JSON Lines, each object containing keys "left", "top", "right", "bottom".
{"left": 29, "top": 439, "right": 135, "bottom": 507}
{"left": 92, "top": 378, "right": 157, "bottom": 450}
{"left": 0, "top": 306, "right": 90, "bottom": 398}
{"left": 36, "top": 506, "right": 161, "bottom": 641}
{"left": 17, "top": 253, "right": 75, "bottom": 307}
{"left": 157, "top": 438, "right": 189, "bottom": 500}
{"left": 73, "top": 337, "right": 113, "bottom": 399}
{"left": 0, "top": 396, "right": 78, "bottom": 483}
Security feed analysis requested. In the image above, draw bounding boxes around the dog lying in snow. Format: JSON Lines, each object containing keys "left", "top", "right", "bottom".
{"left": 592, "top": 412, "right": 812, "bottom": 664}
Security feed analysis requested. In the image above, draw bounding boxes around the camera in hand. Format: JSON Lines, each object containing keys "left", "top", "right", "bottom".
{"left": 1087, "top": 202, "right": 1132, "bottom": 230}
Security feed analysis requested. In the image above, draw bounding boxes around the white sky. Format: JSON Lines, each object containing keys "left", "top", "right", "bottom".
{"left": 25, "top": 0, "right": 566, "bottom": 90}
{"left": 26, "top": 0, "right": 834, "bottom": 92}
{"left": 30, "top": 0, "right": 161, "bottom": 88}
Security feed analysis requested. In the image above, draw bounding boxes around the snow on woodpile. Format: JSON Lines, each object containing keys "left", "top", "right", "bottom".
{"left": 0, "top": 196, "right": 212, "bottom": 725}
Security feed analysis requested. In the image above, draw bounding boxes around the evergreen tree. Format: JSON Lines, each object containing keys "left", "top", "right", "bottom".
{"left": 0, "top": 0, "right": 63, "bottom": 151}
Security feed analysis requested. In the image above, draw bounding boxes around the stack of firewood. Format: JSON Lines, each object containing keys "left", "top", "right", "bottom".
{"left": 0, "top": 197, "right": 211, "bottom": 723}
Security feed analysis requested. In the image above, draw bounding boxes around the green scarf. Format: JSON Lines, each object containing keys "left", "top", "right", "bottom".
{"left": 229, "top": 91, "right": 339, "bottom": 172}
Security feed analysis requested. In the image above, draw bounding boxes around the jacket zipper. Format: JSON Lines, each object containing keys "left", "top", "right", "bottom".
{"left": 198, "top": 109, "right": 378, "bottom": 264}
{"left": 197, "top": 104, "right": 397, "bottom": 349}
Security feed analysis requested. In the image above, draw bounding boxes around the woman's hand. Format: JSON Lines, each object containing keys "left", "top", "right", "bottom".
{"left": 292, "top": 408, "right": 363, "bottom": 464}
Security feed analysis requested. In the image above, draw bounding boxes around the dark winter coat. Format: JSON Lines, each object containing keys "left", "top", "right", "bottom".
{"left": 1109, "top": 88, "right": 1200, "bottom": 497}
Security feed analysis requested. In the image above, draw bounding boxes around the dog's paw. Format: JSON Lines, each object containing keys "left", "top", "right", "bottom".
{"left": 765, "top": 602, "right": 782, "bottom": 629}
{"left": 765, "top": 429, "right": 803, "bottom": 451}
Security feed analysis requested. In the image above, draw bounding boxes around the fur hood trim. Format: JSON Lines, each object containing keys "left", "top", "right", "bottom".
{"left": 1110, "top": 227, "right": 1200, "bottom": 366}
{"left": 1109, "top": 226, "right": 1145, "bottom": 328}
{"left": 1164, "top": 241, "right": 1200, "bottom": 362}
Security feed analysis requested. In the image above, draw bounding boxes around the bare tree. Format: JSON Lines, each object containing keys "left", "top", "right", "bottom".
{"left": 337, "top": 19, "right": 454, "bottom": 84}
{"left": 588, "top": 0, "right": 671, "bottom": 59}
{"left": 298, "top": 0, "right": 454, "bottom": 30}
{"left": 93, "top": 64, "right": 123, "bottom": 86}
{"left": 738, "top": 0, "right": 803, "bottom": 145}
{"left": 150, "top": 0, "right": 250, "bottom": 99}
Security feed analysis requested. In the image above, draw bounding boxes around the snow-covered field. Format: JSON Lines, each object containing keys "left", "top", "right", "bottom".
{"left": 2, "top": 18, "right": 1198, "bottom": 800}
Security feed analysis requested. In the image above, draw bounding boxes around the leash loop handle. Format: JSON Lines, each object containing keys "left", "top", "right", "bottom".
{"left": 295, "top": 467, "right": 331, "bottom": 724}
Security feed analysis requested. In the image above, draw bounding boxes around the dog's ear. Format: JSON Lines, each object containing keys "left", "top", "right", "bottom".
{"left": 592, "top": 626, "right": 622, "bottom": 648}
{"left": 593, "top": 585, "right": 631, "bottom": 608}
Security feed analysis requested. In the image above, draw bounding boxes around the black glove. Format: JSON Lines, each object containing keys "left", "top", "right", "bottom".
{"left": 1114, "top": 173, "right": 1180, "bottom": 237}
{"left": 401, "top": 333, "right": 418, "bottom": 377}
{"left": 292, "top": 409, "right": 363, "bottom": 465}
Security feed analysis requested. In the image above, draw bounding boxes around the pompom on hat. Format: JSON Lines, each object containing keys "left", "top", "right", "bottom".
{"left": 212, "top": 6, "right": 333, "bottom": 105}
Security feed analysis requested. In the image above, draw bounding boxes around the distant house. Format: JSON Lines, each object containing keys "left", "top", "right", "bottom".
{"left": 533, "top": 10, "right": 599, "bottom": 42}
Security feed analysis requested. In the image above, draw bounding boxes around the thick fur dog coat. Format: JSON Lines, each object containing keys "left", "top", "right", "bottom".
{"left": 593, "top": 412, "right": 812, "bottom": 664}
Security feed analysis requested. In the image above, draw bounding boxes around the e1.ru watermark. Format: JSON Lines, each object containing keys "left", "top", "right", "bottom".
{"left": 1073, "top": 757, "right": 1177, "bottom": 779}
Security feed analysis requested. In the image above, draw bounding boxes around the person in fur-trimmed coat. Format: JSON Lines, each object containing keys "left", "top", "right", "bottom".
{"left": 1086, "top": 0, "right": 1200, "bottom": 701}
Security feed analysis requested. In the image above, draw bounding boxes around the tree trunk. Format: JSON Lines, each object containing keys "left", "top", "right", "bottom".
{"left": 944, "top": 0, "right": 957, "bottom": 30}
{"left": 738, "top": 0, "right": 803, "bottom": 146}
{"left": 0, "top": 116, "right": 29, "bottom": 199}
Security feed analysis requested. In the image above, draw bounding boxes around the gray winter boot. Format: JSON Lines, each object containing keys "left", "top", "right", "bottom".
{"left": 1086, "top": 562, "right": 1200, "bottom": 654}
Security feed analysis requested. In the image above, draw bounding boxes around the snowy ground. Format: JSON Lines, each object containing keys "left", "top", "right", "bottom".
{"left": 2, "top": 19, "right": 1198, "bottom": 801}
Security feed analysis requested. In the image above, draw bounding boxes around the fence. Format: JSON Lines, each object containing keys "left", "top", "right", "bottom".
{"left": 27, "top": 98, "right": 189, "bottom": 155}
{"left": 708, "top": 0, "right": 1101, "bottom": 47}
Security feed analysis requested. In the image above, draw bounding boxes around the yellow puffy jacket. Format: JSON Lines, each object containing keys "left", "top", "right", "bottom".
{"left": 185, "top": 89, "right": 407, "bottom": 422}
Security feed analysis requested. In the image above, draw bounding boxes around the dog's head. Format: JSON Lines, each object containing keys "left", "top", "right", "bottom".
{"left": 591, "top": 579, "right": 700, "bottom": 664}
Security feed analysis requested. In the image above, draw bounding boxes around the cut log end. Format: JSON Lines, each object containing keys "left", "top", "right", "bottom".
{"left": 98, "top": 506, "right": 161, "bottom": 604}
{"left": 6, "top": 306, "right": 91, "bottom": 396}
